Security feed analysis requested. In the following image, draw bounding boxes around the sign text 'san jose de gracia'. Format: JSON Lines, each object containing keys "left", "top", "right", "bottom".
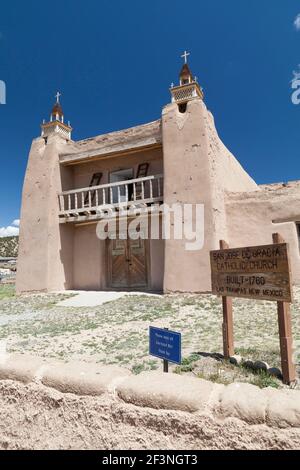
{"left": 210, "top": 243, "right": 292, "bottom": 302}
{"left": 149, "top": 327, "right": 181, "bottom": 364}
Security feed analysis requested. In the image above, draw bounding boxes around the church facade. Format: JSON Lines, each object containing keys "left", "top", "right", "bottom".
{"left": 16, "top": 58, "right": 300, "bottom": 294}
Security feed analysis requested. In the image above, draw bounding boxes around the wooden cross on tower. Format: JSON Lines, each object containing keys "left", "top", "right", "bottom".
{"left": 181, "top": 50, "right": 190, "bottom": 64}
{"left": 55, "top": 91, "right": 61, "bottom": 103}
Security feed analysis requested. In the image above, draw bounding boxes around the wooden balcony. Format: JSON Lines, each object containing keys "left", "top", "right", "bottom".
{"left": 58, "top": 174, "right": 164, "bottom": 223}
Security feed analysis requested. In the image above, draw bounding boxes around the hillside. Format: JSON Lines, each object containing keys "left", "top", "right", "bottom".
{"left": 0, "top": 236, "right": 19, "bottom": 257}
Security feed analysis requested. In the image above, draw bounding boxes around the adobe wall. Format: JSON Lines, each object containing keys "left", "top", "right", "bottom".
{"left": 203, "top": 108, "right": 258, "bottom": 244}
{"left": 149, "top": 237, "right": 164, "bottom": 291}
{"left": 0, "top": 354, "right": 300, "bottom": 450}
{"left": 162, "top": 99, "right": 258, "bottom": 293}
{"left": 72, "top": 221, "right": 164, "bottom": 291}
{"left": 73, "top": 224, "right": 105, "bottom": 290}
{"left": 226, "top": 181, "right": 300, "bottom": 284}
{"left": 68, "top": 147, "right": 163, "bottom": 192}
{"left": 16, "top": 135, "right": 74, "bottom": 294}
{"left": 162, "top": 100, "right": 214, "bottom": 292}
{"left": 60, "top": 119, "right": 162, "bottom": 164}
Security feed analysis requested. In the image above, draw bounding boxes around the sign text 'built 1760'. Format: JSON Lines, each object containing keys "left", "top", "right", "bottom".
{"left": 210, "top": 243, "right": 293, "bottom": 302}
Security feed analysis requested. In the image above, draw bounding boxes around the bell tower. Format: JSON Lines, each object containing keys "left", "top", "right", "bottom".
{"left": 17, "top": 92, "right": 74, "bottom": 294}
{"left": 170, "top": 51, "right": 203, "bottom": 112}
{"left": 162, "top": 51, "right": 216, "bottom": 292}
{"left": 41, "top": 92, "right": 72, "bottom": 140}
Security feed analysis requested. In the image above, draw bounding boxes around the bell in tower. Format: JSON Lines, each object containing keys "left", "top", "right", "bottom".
{"left": 50, "top": 92, "right": 64, "bottom": 123}
{"left": 180, "top": 63, "right": 193, "bottom": 85}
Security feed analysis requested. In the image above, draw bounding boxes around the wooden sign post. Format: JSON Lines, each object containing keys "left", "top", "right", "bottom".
{"left": 220, "top": 240, "right": 234, "bottom": 359}
{"left": 163, "top": 328, "right": 169, "bottom": 373}
{"left": 210, "top": 234, "right": 296, "bottom": 385}
{"left": 272, "top": 233, "right": 296, "bottom": 385}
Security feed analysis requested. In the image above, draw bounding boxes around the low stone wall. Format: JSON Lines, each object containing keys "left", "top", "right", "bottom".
{"left": 0, "top": 354, "right": 300, "bottom": 450}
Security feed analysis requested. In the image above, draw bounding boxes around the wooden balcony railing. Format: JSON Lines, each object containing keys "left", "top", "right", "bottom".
{"left": 58, "top": 174, "right": 164, "bottom": 221}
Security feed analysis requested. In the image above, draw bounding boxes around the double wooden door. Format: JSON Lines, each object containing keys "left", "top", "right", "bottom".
{"left": 108, "top": 236, "right": 149, "bottom": 289}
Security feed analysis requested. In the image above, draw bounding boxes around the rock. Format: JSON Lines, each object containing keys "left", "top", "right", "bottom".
{"left": 267, "top": 367, "right": 282, "bottom": 379}
{"left": 243, "top": 360, "right": 255, "bottom": 370}
{"left": 229, "top": 355, "right": 242, "bottom": 366}
{"left": 253, "top": 361, "right": 270, "bottom": 372}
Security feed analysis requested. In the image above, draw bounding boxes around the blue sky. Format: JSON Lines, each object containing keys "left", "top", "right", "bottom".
{"left": 1, "top": 0, "right": 300, "bottom": 233}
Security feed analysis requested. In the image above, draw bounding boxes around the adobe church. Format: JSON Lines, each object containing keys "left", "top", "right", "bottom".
{"left": 16, "top": 54, "right": 300, "bottom": 294}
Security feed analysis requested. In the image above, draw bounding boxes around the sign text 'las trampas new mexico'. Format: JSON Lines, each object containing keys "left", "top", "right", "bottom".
{"left": 210, "top": 243, "right": 293, "bottom": 302}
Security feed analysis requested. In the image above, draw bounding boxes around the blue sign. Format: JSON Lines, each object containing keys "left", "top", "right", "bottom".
{"left": 149, "top": 326, "right": 181, "bottom": 364}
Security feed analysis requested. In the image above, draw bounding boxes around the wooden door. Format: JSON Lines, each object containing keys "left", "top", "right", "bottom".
{"left": 108, "top": 236, "right": 148, "bottom": 289}
{"left": 109, "top": 238, "right": 128, "bottom": 288}
{"left": 128, "top": 237, "right": 148, "bottom": 287}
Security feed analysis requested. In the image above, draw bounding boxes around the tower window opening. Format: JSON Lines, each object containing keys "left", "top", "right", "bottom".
{"left": 178, "top": 102, "right": 187, "bottom": 113}
{"left": 296, "top": 223, "right": 300, "bottom": 251}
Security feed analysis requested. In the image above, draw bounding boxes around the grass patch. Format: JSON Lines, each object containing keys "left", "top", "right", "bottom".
{"left": 249, "top": 370, "right": 280, "bottom": 389}
{"left": 174, "top": 352, "right": 281, "bottom": 389}
{"left": 131, "top": 359, "right": 159, "bottom": 374}
{"left": 174, "top": 353, "right": 201, "bottom": 374}
{"left": 197, "top": 371, "right": 232, "bottom": 386}
{"left": 0, "top": 284, "right": 15, "bottom": 300}
{"left": 236, "top": 346, "right": 281, "bottom": 369}
{"left": 132, "top": 363, "right": 147, "bottom": 375}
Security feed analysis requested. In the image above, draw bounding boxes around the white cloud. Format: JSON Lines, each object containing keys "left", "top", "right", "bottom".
{"left": 294, "top": 14, "right": 300, "bottom": 30}
{"left": 0, "top": 220, "right": 20, "bottom": 237}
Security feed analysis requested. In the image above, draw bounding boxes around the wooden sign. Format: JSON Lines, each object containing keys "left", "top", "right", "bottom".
{"left": 210, "top": 235, "right": 296, "bottom": 386}
{"left": 210, "top": 243, "right": 292, "bottom": 303}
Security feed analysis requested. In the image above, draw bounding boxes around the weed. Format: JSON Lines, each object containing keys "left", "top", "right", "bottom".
{"left": 132, "top": 363, "right": 146, "bottom": 375}
{"left": 174, "top": 353, "right": 201, "bottom": 373}
{"left": 0, "top": 284, "right": 15, "bottom": 300}
{"left": 250, "top": 371, "right": 280, "bottom": 389}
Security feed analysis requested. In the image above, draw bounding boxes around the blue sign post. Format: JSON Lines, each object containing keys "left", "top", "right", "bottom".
{"left": 149, "top": 326, "right": 181, "bottom": 372}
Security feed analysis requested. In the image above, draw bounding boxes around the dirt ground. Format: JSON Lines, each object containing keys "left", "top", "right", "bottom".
{"left": 0, "top": 284, "right": 299, "bottom": 388}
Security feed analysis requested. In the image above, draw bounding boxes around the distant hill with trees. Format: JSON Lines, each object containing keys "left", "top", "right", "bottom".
{"left": 0, "top": 236, "right": 19, "bottom": 257}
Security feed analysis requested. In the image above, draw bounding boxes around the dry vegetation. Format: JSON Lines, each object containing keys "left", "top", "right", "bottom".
{"left": 0, "top": 284, "right": 299, "bottom": 389}
{"left": 0, "top": 236, "right": 18, "bottom": 257}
